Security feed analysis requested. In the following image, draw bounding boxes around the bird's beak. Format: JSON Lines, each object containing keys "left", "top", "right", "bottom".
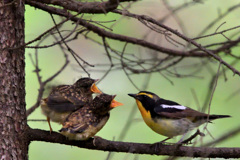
{"left": 91, "top": 83, "right": 102, "bottom": 94}
{"left": 110, "top": 99, "right": 123, "bottom": 108}
{"left": 110, "top": 95, "right": 123, "bottom": 108}
{"left": 128, "top": 93, "right": 137, "bottom": 99}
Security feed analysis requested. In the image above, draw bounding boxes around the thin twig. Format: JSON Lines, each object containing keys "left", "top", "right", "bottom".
{"left": 204, "top": 126, "right": 240, "bottom": 147}
{"left": 181, "top": 129, "right": 205, "bottom": 144}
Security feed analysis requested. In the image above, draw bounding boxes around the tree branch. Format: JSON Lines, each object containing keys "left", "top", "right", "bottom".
{"left": 26, "top": 39, "right": 69, "bottom": 117}
{"left": 27, "top": 128, "right": 240, "bottom": 158}
{"left": 113, "top": 9, "right": 240, "bottom": 76}
{"left": 25, "top": 0, "right": 209, "bottom": 57}
{"left": 30, "top": 0, "right": 136, "bottom": 14}
{"left": 204, "top": 126, "right": 240, "bottom": 147}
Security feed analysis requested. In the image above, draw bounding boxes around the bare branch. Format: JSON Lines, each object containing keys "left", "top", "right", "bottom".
{"left": 49, "top": 13, "right": 91, "bottom": 76}
{"left": 26, "top": 40, "right": 69, "bottom": 117}
{"left": 204, "top": 126, "right": 240, "bottom": 147}
{"left": 197, "top": 3, "right": 240, "bottom": 37}
{"left": 113, "top": 9, "right": 240, "bottom": 76}
{"left": 181, "top": 129, "right": 205, "bottom": 144}
{"left": 29, "top": 0, "right": 136, "bottom": 14}
{"left": 27, "top": 128, "right": 240, "bottom": 158}
{"left": 193, "top": 25, "right": 240, "bottom": 40}
{"left": 25, "top": 1, "right": 209, "bottom": 57}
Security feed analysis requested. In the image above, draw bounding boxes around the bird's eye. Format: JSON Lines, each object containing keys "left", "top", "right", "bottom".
{"left": 143, "top": 95, "right": 148, "bottom": 98}
{"left": 138, "top": 95, "right": 146, "bottom": 100}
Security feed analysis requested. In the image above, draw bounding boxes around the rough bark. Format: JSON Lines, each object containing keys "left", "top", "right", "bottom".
{"left": 0, "top": 0, "right": 28, "bottom": 159}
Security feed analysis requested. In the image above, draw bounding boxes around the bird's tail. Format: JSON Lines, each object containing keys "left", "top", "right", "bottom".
{"left": 209, "top": 114, "right": 231, "bottom": 120}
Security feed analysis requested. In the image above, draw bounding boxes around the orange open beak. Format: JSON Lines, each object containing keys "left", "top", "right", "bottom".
{"left": 110, "top": 99, "right": 123, "bottom": 108}
{"left": 91, "top": 83, "right": 102, "bottom": 94}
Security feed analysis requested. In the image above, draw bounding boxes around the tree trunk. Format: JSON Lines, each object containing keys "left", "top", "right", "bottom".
{"left": 0, "top": 1, "right": 28, "bottom": 159}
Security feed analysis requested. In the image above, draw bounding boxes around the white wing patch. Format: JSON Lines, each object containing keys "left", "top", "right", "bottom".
{"left": 161, "top": 104, "right": 186, "bottom": 110}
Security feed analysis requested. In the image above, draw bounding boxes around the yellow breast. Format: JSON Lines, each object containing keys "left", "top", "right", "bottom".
{"left": 136, "top": 100, "right": 158, "bottom": 130}
{"left": 136, "top": 100, "right": 192, "bottom": 137}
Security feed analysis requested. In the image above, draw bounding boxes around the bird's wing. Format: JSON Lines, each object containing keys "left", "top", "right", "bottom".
{"left": 67, "top": 93, "right": 89, "bottom": 106}
{"left": 154, "top": 99, "right": 207, "bottom": 120}
{"left": 46, "top": 101, "right": 84, "bottom": 113}
{"left": 68, "top": 123, "right": 89, "bottom": 133}
{"left": 47, "top": 85, "right": 88, "bottom": 112}
{"left": 61, "top": 110, "right": 89, "bottom": 133}
{"left": 47, "top": 93, "right": 86, "bottom": 113}
{"left": 47, "top": 85, "right": 71, "bottom": 103}
{"left": 60, "top": 122, "right": 89, "bottom": 133}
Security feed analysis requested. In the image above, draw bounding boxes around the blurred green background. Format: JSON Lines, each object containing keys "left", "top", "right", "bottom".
{"left": 26, "top": 0, "right": 240, "bottom": 159}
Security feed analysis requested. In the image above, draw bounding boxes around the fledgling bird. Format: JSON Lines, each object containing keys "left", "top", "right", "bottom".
{"left": 41, "top": 77, "right": 102, "bottom": 132}
{"left": 128, "top": 91, "right": 230, "bottom": 142}
{"left": 60, "top": 93, "right": 123, "bottom": 140}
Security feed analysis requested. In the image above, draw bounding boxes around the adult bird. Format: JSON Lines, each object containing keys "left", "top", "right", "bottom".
{"left": 41, "top": 77, "right": 102, "bottom": 132}
{"left": 128, "top": 91, "right": 230, "bottom": 143}
{"left": 60, "top": 93, "right": 123, "bottom": 140}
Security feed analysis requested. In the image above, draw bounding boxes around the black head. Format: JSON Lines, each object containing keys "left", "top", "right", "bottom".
{"left": 128, "top": 91, "right": 160, "bottom": 111}
{"left": 128, "top": 91, "right": 160, "bottom": 102}
{"left": 92, "top": 94, "right": 123, "bottom": 115}
{"left": 73, "top": 77, "right": 96, "bottom": 88}
{"left": 73, "top": 77, "right": 101, "bottom": 94}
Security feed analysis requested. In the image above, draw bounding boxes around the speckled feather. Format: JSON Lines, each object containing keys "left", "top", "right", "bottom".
{"left": 60, "top": 94, "right": 116, "bottom": 140}
{"left": 41, "top": 78, "right": 99, "bottom": 125}
{"left": 47, "top": 78, "right": 97, "bottom": 112}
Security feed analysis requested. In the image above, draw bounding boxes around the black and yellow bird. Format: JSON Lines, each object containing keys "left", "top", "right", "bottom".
{"left": 41, "top": 77, "right": 102, "bottom": 132}
{"left": 60, "top": 93, "right": 123, "bottom": 140}
{"left": 128, "top": 91, "right": 230, "bottom": 142}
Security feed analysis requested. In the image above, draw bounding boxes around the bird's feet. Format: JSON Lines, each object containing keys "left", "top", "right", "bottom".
{"left": 47, "top": 117, "right": 53, "bottom": 134}
{"left": 151, "top": 137, "right": 172, "bottom": 152}
{"left": 179, "top": 129, "right": 205, "bottom": 145}
{"left": 93, "top": 136, "right": 102, "bottom": 146}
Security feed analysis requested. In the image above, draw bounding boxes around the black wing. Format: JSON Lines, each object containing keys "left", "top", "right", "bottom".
{"left": 47, "top": 101, "right": 85, "bottom": 113}
{"left": 153, "top": 98, "right": 196, "bottom": 119}
{"left": 154, "top": 98, "right": 185, "bottom": 113}
{"left": 47, "top": 85, "right": 88, "bottom": 112}
{"left": 47, "top": 94, "right": 86, "bottom": 113}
